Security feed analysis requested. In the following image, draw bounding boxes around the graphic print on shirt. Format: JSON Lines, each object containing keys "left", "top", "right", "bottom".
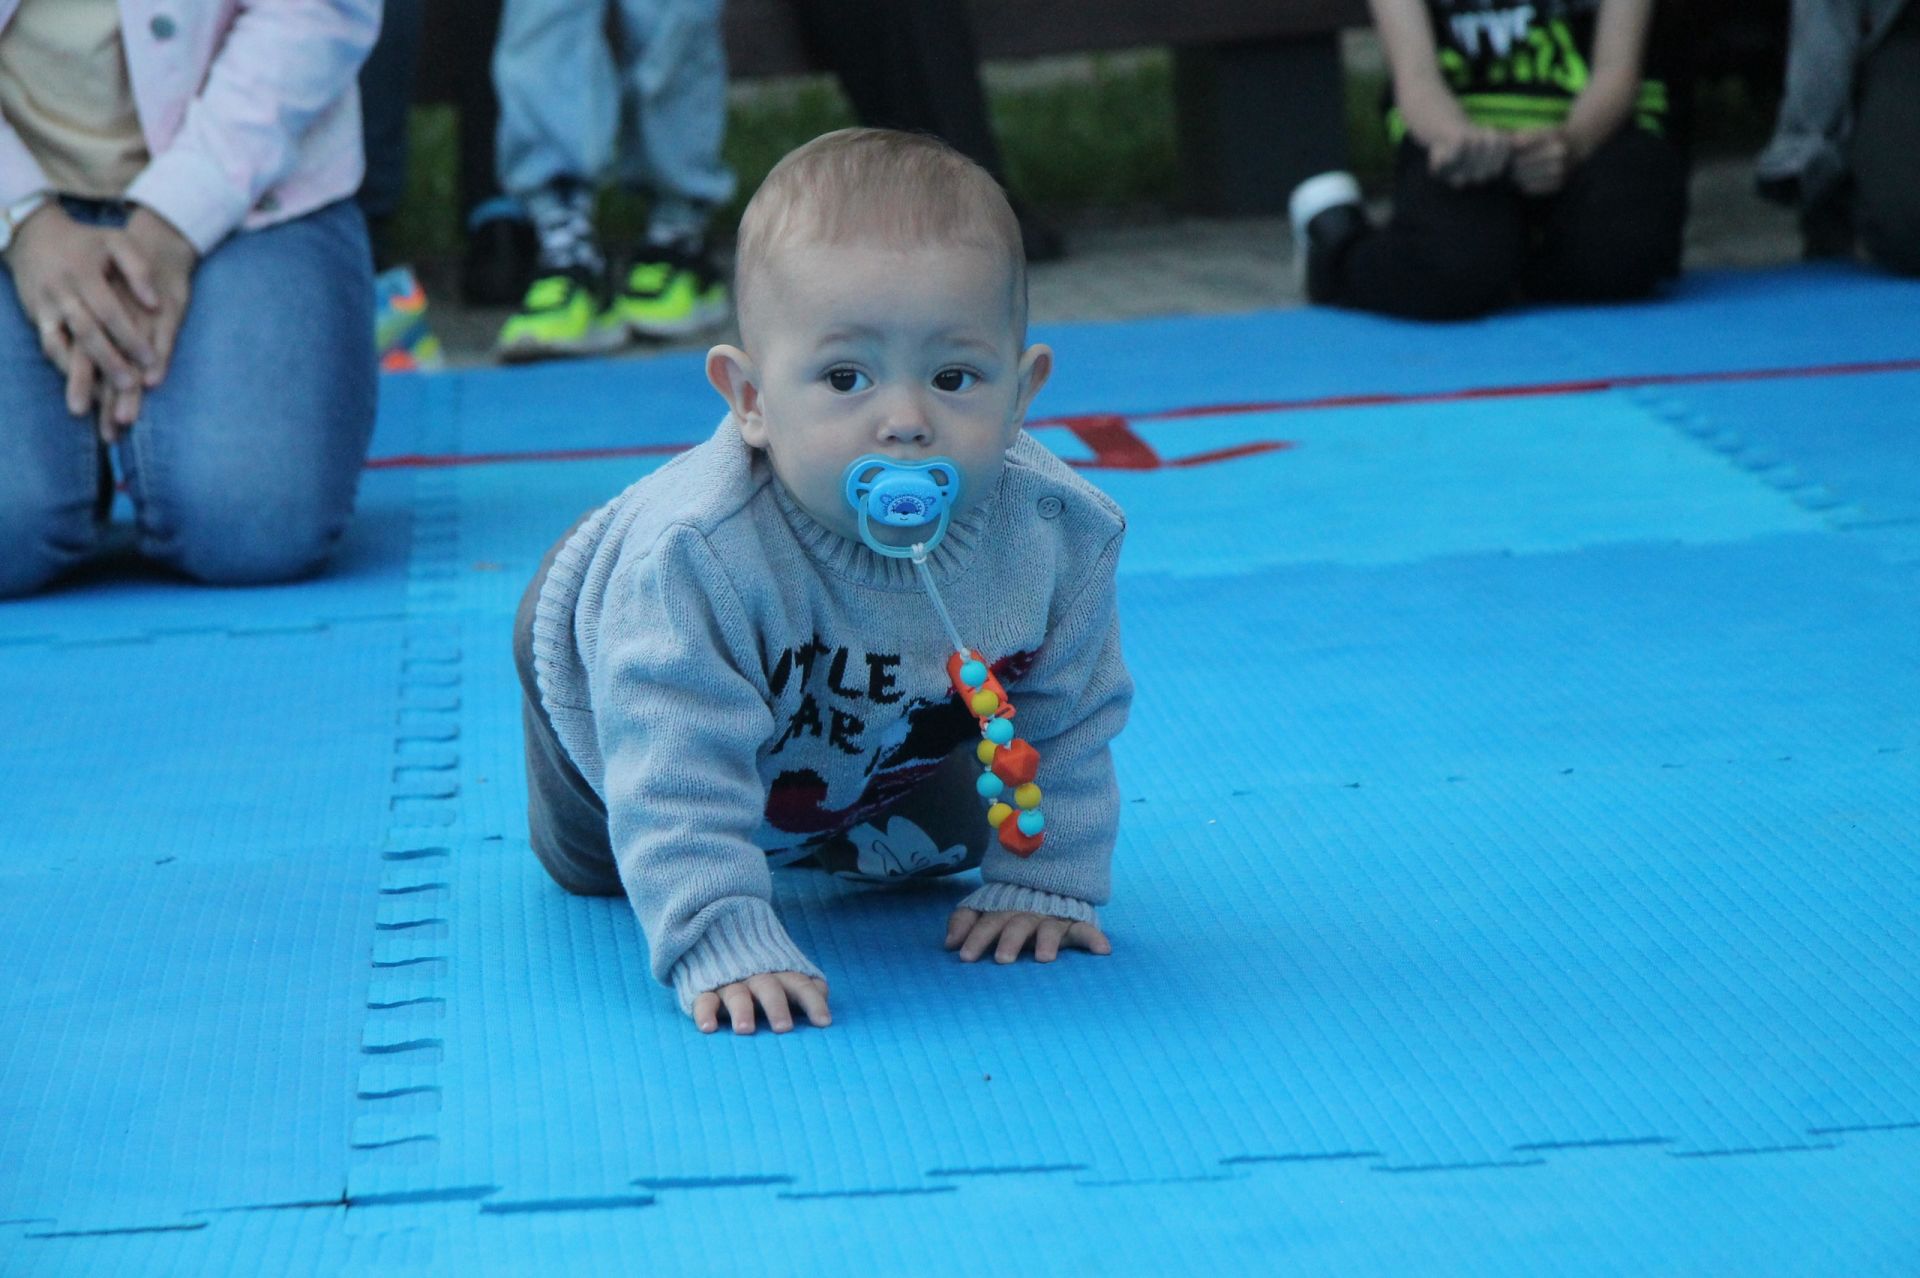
{"left": 1432, "top": 0, "right": 1594, "bottom": 97}
{"left": 846, "top": 815, "right": 972, "bottom": 879}
{"left": 761, "top": 639, "right": 1036, "bottom": 842}
{"left": 1396, "top": 0, "right": 1672, "bottom": 140}
{"left": 1446, "top": 4, "right": 1539, "bottom": 58}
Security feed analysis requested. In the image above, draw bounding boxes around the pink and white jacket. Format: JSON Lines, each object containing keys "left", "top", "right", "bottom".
{"left": 0, "top": 0, "right": 380, "bottom": 254}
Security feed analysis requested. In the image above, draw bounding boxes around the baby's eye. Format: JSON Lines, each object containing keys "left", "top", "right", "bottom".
{"left": 827, "top": 367, "right": 871, "bottom": 393}
{"left": 933, "top": 368, "right": 978, "bottom": 392}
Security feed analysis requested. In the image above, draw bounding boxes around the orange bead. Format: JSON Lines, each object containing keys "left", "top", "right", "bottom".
{"left": 997, "top": 821, "right": 1043, "bottom": 856}
{"left": 947, "top": 649, "right": 1008, "bottom": 705}
{"left": 989, "top": 739, "right": 1039, "bottom": 787}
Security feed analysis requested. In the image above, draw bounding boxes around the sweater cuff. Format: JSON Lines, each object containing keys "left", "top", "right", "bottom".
{"left": 956, "top": 882, "right": 1098, "bottom": 924}
{"left": 668, "top": 898, "right": 825, "bottom": 1015}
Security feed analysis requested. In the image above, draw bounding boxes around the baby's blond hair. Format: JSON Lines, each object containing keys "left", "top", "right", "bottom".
{"left": 733, "top": 128, "right": 1027, "bottom": 347}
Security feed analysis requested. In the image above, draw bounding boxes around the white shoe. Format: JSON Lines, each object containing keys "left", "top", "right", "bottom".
{"left": 1288, "top": 171, "right": 1364, "bottom": 292}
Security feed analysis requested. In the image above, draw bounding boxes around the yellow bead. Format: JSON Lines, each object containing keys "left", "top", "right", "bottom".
{"left": 976, "top": 739, "right": 998, "bottom": 765}
{"left": 969, "top": 690, "right": 1000, "bottom": 717}
{"left": 1014, "top": 783, "right": 1042, "bottom": 810}
{"left": 986, "top": 802, "right": 1013, "bottom": 828}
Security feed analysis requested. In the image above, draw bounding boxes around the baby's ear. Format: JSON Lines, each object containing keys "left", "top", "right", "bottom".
{"left": 706, "top": 344, "right": 766, "bottom": 446}
{"left": 1012, "top": 343, "right": 1054, "bottom": 426}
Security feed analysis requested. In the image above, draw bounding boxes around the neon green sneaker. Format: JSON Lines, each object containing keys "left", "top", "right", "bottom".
{"left": 606, "top": 240, "right": 729, "bottom": 339}
{"left": 495, "top": 268, "right": 626, "bottom": 362}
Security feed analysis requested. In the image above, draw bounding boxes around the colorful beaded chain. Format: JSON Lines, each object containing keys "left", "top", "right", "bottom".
{"left": 946, "top": 651, "right": 1045, "bottom": 857}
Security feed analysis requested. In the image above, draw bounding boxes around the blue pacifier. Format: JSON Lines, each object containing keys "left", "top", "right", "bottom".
{"left": 842, "top": 455, "right": 961, "bottom": 559}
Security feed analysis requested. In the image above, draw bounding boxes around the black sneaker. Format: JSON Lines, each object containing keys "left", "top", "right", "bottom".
{"left": 1288, "top": 172, "right": 1369, "bottom": 304}
{"left": 461, "top": 214, "right": 538, "bottom": 306}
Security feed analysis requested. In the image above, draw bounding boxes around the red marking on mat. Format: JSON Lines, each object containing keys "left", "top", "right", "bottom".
{"left": 1030, "top": 355, "right": 1920, "bottom": 426}
{"left": 359, "top": 355, "right": 1920, "bottom": 473}
{"left": 1045, "top": 413, "right": 1294, "bottom": 471}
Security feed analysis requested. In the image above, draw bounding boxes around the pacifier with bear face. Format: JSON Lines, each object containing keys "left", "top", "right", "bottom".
{"left": 841, "top": 455, "right": 961, "bottom": 558}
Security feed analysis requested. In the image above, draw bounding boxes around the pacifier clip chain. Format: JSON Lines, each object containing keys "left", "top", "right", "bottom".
{"left": 910, "top": 546, "right": 1046, "bottom": 857}
{"left": 844, "top": 454, "right": 1047, "bottom": 858}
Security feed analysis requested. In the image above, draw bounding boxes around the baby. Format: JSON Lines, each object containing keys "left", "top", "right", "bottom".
{"left": 512, "top": 128, "right": 1132, "bottom": 1035}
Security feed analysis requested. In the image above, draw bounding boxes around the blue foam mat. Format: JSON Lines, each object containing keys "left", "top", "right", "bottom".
{"left": 4, "top": 268, "right": 1918, "bottom": 1274}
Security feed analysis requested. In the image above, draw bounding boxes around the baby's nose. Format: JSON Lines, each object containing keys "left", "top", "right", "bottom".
{"left": 878, "top": 413, "right": 932, "bottom": 447}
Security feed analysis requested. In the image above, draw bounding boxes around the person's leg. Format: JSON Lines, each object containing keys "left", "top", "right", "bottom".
{"left": 491, "top": 0, "right": 624, "bottom": 358}
{"left": 116, "top": 201, "right": 376, "bottom": 585}
{"left": 1324, "top": 141, "right": 1529, "bottom": 320}
{"left": 1527, "top": 127, "right": 1690, "bottom": 303}
{"left": 787, "top": 0, "right": 1064, "bottom": 261}
{"left": 600, "top": 0, "right": 734, "bottom": 338}
{"left": 514, "top": 518, "right": 621, "bottom": 896}
{"left": 355, "top": 0, "right": 425, "bottom": 271}
{"left": 610, "top": 0, "right": 735, "bottom": 243}
{"left": 492, "top": 0, "right": 618, "bottom": 198}
{"left": 791, "top": 0, "right": 1003, "bottom": 174}
{"left": 0, "top": 261, "right": 107, "bottom": 598}
{"left": 1850, "top": 1, "right": 1920, "bottom": 277}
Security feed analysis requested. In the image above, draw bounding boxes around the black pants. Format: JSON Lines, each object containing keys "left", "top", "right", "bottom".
{"left": 788, "top": 0, "right": 1008, "bottom": 182}
{"left": 1852, "top": 0, "right": 1920, "bottom": 276}
{"left": 356, "top": 0, "right": 513, "bottom": 268}
{"left": 1328, "top": 127, "right": 1690, "bottom": 321}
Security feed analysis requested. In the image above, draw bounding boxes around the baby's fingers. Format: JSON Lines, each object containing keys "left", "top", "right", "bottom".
{"left": 1034, "top": 917, "right": 1073, "bottom": 962}
{"left": 778, "top": 973, "right": 832, "bottom": 1028}
{"left": 945, "top": 908, "right": 979, "bottom": 950}
{"left": 746, "top": 973, "right": 799, "bottom": 1033}
{"left": 957, "top": 911, "right": 1010, "bottom": 962}
{"left": 692, "top": 990, "right": 722, "bottom": 1033}
{"left": 721, "top": 983, "right": 758, "bottom": 1034}
{"left": 994, "top": 914, "right": 1042, "bottom": 964}
{"left": 1068, "top": 921, "right": 1114, "bottom": 956}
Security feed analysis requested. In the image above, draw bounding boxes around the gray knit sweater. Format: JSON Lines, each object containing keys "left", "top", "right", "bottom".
{"left": 530, "top": 417, "right": 1132, "bottom": 1012}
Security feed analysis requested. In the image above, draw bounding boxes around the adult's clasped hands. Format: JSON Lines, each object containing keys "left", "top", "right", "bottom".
{"left": 4, "top": 201, "right": 197, "bottom": 443}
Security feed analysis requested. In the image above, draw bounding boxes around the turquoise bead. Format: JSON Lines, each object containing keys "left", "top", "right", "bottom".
{"left": 976, "top": 772, "right": 1004, "bottom": 799}
{"left": 1017, "top": 809, "right": 1045, "bottom": 836}
{"left": 960, "top": 659, "right": 988, "bottom": 688}
{"left": 985, "top": 718, "right": 1014, "bottom": 745}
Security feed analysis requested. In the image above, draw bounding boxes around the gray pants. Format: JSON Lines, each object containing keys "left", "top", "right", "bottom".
{"left": 514, "top": 521, "right": 989, "bottom": 897}
{"left": 493, "top": 0, "right": 735, "bottom": 236}
{"left": 514, "top": 519, "right": 622, "bottom": 895}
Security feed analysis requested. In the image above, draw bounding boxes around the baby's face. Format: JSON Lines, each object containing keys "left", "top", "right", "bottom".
{"left": 713, "top": 239, "right": 1050, "bottom": 546}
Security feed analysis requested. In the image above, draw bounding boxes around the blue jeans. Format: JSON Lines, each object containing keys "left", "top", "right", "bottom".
{"left": 0, "top": 198, "right": 377, "bottom": 598}
{"left": 493, "top": 0, "right": 735, "bottom": 239}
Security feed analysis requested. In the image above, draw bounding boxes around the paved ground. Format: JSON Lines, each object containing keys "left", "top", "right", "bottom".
{"left": 423, "top": 153, "right": 1804, "bottom": 369}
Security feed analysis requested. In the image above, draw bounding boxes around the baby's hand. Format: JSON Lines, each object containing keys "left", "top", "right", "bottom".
{"left": 691, "top": 972, "right": 831, "bottom": 1035}
{"left": 945, "top": 908, "right": 1113, "bottom": 964}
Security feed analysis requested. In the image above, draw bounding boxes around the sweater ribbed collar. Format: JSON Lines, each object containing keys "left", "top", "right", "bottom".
{"left": 762, "top": 458, "right": 996, "bottom": 592}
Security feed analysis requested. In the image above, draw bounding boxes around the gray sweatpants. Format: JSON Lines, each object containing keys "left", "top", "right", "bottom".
{"left": 513, "top": 520, "right": 989, "bottom": 898}
{"left": 514, "top": 517, "right": 622, "bottom": 895}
